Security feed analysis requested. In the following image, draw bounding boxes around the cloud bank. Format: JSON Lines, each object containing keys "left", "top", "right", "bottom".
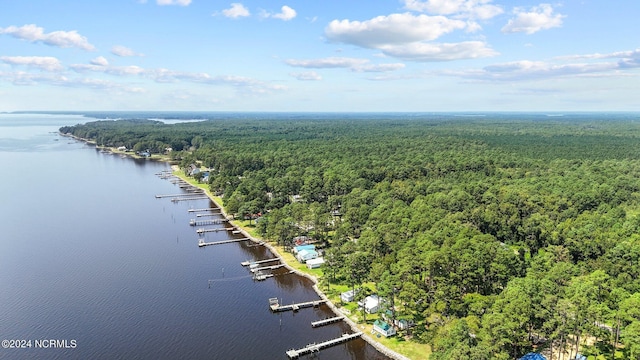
{"left": 0, "top": 24, "right": 95, "bottom": 51}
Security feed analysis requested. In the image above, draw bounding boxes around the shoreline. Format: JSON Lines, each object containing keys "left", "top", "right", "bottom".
{"left": 61, "top": 131, "right": 413, "bottom": 359}
{"left": 170, "top": 165, "right": 411, "bottom": 360}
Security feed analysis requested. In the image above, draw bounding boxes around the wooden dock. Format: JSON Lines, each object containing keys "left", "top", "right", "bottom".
{"left": 269, "top": 298, "right": 326, "bottom": 312}
{"left": 241, "top": 258, "right": 280, "bottom": 266}
{"left": 196, "top": 212, "right": 222, "bottom": 217}
{"left": 198, "top": 238, "right": 249, "bottom": 247}
{"left": 171, "top": 196, "right": 209, "bottom": 202}
{"left": 190, "top": 218, "right": 228, "bottom": 226}
{"left": 196, "top": 226, "right": 233, "bottom": 234}
{"left": 311, "top": 316, "right": 345, "bottom": 328}
{"left": 253, "top": 271, "right": 274, "bottom": 281}
{"left": 196, "top": 228, "right": 227, "bottom": 234}
{"left": 155, "top": 193, "right": 203, "bottom": 198}
{"left": 250, "top": 264, "right": 284, "bottom": 273}
{"left": 188, "top": 207, "right": 218, "bottom": 213}
{"left": 285, "top": 332, "right": 363, "bottom": 358}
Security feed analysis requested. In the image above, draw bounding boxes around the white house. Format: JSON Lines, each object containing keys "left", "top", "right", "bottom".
{"left": 341, "top": 289, "right": 358, "bottom": 303}
{"left": 296, "top": 249, "right": 318, "bottom": 263}
{"left": 358, "top": 295, "right": 381, "bottom": 314}
{"left": 306, "top": 257, "right": 324, "bottom": 269}
{"left": 373, "top": 319, "right": 396, "bottom": 337}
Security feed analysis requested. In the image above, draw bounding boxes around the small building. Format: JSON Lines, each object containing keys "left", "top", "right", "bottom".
{"left": 519, "top": 353, "right": 546, "bottom": 360}
{"left": 306, "top": 257, "right": 324, "bottom": 269}
{"left": 117, "top": 146, "right": 127, "bottom": 151}
{"left": 296, "top": 249, "right": 319, "bottom": 263}
{"left": 293, "top": 244, "right": 315, "bottom": 254}
{"left": 358, "top": 295, "right": 381, "bottom": 314}
{"left": 373, "top": 319, "right": 396, "bottom": 337}
{"left": 340, "top": 289, "right": 358, "bottom": 303}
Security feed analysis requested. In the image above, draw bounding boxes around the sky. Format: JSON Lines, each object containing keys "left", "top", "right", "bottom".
{"left": 1, "top": 0, "right": 639, "bottom": 112}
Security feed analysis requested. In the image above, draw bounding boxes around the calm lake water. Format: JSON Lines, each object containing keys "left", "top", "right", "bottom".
{"left": 0, "top": 114, "right": 389, "bottom": 360}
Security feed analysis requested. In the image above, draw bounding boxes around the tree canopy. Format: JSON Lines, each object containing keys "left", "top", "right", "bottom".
{"left": 61, "top": 112, "right": 640, "bottom": 358}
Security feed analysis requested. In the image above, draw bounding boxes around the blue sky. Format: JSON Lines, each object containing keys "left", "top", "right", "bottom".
{"left": 1, "top": 0, "right": 639, "bottom": 112}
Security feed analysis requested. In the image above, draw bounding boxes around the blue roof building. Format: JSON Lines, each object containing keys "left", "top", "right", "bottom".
{"left": 519, "top": 353, "right": 546, "bottom": 360}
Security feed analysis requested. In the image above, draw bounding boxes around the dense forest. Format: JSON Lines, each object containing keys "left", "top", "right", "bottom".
{"left": 61, "top": 112, "right": 640, "bottom": 359}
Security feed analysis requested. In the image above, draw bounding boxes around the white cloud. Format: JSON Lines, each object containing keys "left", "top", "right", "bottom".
{"left": 380, "top": 41, "right": 498, "bottom": 61}
{"left": 286, "top": 57, "right": 369, "bottom": 69}
{"left": 403, "top": 0, "right": 503, "bottom": 20}
{"left": 68, "top": 59, "right": 285, "bottom": 94}
{"left": 157, "top": 0, "right": 191, "bottom": 6}
{"left": 267, "top": 5, "right": 297, "bottom": 21}
{"left": 325, "top": 13, "right": 467, "bottom": 48}
{"left": 90, "top": 56, "right": 109, "bottom": 66}
{"left": 111, "top": 45, "right": 144, "bottom": 57}
{"left": 445, "top": 60, "right": 621, "bottom": 82}
{"left": 285, "top": 57, "right": 405, "bottom": 72}
{"left": 0, "top": 70, "right": 144, "bottom": 92}
{"left": 290, "top": 71, "right": 322, "bottom": 81}
{"left": 0, "top": 56, "right": 64, "bottom": 72}
{"left": 0, "top": 24, "right": 95, "bottom": 51}
{"left": 502, "top": 4, "right": 565, "bottom": 34}
{"left": 222, "top": 3, "right": 250, "bottom": 19}
{"left": 357, "top": 63, "right": 406, "bottom": 72}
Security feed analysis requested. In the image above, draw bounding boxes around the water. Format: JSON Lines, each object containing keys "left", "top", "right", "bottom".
{"left": 0, "top": 114, "right": 388, "bottom": 360}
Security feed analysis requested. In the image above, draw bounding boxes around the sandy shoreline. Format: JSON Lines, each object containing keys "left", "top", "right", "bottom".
{"left": 170, "top": 165, "right": 411, "bottom": 360}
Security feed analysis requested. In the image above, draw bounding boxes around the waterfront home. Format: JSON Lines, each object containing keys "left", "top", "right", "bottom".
{"left": 373, "top": 319, "right": 396, "bottom": 337}
{"left": 296, "top": 249, "right": 319, "bottom": 263}
{"left": 117, "top": 146, "right": 127, "bottom": 151}
{"left": 340, "top": 289, "right": 358, "bottom": 303}
{"left": 306, "top": 257, "right": 324, "bottom": 269}
{"left": 358, "top": 295, "right": 381, "bottom": 314}
{"left": 293, "top": 244, "right": 315, "bottom": 254}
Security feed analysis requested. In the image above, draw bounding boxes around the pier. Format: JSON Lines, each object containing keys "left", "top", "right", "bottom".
{"left": 253, "top": 271, "right": 273, "bottom": 281}
{"left": 155, "top": 193, "right": 203, "bottom": 198}
{"left": 198, "top": 238, "right": 249, "bottom": 247}
{"left": 196, "top": 212, "right": 222, "bottom": 217}
{"left": 285, "top": 332, "right": 363, "bottom": 359}
{"left": 171, "top": 196, "right": 210, "bottom": 202}
{"left": 311, "top": 316, "right": 345, "bottom": 328}
{"left": 196, "top": 228, "right": 228, "bottom": 234}
{"left": 268, "top": 298, "right": 326, "bottom": 312}
{"left": 190, "top": 218, "right": 228, "bottom": 226}
{"left": 241, "top": 258, "right": 280, "bottom": 266}
{"left": 188, "top": 208, "right": 219, "bottom": 213}
{"left": 250, "top": 264, "right": 284, "bottom": 273}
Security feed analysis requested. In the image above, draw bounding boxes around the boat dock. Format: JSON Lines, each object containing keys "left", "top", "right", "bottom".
{"left": 253, "top": 271, "right": 274, "bottom": 281}
{"left": 285, "top": 332, "right": 363, "bottom": 359}
{"left": 155, "top": 193, "right": 203, "bottom": 198}
{"left": 190, "top": 218, "right": 228, "bottom": 226}
{"left": 198, "top": 238, "right": 249, "bottom": 247}
{"left": 188, "top": 208, "right": 219, "bottom": 213}
{"left": 241, "top": 258, "right": 280, "bottom": 266}
{"left": 196, "top": 228, "right": 228, "bottom": 234}
{"left": 269, "top": 298, "right": 326, "bottom": 312}
{"left": 250, "top": 264, "right": 284, "bottom": 273}
{"left": 311, "top": 316, "right": 345, "bottom": 328}
{"left": 196, "top": 212, "right": 222, "bottom": 217}
{"left": 171, "top": 196, "right": 209, "bottom": 202}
